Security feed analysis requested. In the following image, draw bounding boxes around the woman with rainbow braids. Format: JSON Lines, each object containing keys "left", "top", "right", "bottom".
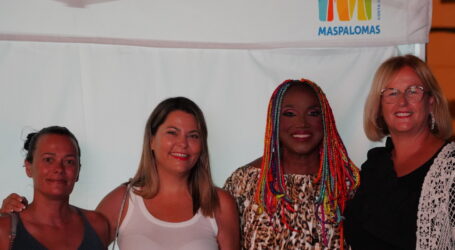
{"left": 224, "top": 79, "right": 360, "bottom": 249}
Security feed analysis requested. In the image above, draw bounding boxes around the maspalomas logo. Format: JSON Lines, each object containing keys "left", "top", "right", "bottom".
{"left": 318, "top": 0, "right": 380, "bottom": 36}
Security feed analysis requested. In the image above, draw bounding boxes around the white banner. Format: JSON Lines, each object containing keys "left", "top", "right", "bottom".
{"left": 0, "top": 0, "right": 431, "bottom": 48}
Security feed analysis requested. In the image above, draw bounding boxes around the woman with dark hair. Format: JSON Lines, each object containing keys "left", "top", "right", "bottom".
{"left": 224, "top": 79, "right": 360, "bottom": 249}
{"left": 0, "top": 126, "right": 110, "bottom": 249}
{"left": 344, "top": 55, "right": 455, "bottom": 249}
{"left": 2, "top": 97, "right": 239, "bottom": 250}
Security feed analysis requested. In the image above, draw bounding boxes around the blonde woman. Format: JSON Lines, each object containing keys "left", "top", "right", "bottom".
{"left": 344, "top": 55, "right": 454, "bottom": 249}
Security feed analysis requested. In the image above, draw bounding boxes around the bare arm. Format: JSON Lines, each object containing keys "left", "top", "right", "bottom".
{"left": 0, "top": 215, "right": 12, "bottom": 250}
{"left": 96, "top": 184, "right": 129, "bottom": 243}
{"left": 215, "top": 188, "right": 240, "bottom": 250}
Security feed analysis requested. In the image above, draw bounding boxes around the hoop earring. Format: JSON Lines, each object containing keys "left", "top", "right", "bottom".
{"left": 430, "top": 112, "right": 435, "bottom": 131}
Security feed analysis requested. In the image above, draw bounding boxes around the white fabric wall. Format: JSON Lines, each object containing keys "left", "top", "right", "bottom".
{"left": 0, "top": 0, "right": 431, "bottom": 210}
{"left": 0, "top": 42, "right": 401, "bottom": 209}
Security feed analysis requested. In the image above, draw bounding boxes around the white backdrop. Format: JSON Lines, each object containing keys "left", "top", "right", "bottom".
{"left": 0, "top": 44, "right": 404, "bottom": 208}
{"left": 0, "top": 0, "right": 431, "bottom": 210}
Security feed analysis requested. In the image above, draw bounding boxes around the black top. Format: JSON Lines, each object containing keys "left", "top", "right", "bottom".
{"left": 344, "top": 138, "right": 444, "bottom": 250}
{"left": 12, "top": 207, "right": 105, "bottom": 250}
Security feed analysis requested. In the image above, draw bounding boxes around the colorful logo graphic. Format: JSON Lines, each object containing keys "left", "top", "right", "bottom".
{"left": 319, "top": 0, "right": 372, "bottom": 22}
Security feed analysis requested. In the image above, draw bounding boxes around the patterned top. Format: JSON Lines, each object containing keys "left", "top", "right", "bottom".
{"left": 417, "top": 141, "right": 455, "bottom": 249}
{"left": 224, "top": 165, "right": 341, "bottom": 250}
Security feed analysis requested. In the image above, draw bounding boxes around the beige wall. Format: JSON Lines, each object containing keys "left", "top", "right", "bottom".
{"left": 428, "top": 0, "right": 455, "bottom": 133}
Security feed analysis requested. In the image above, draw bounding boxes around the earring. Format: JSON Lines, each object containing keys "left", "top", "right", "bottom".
{"left": 430, "top": 112, "right": 435, "bottom": 131}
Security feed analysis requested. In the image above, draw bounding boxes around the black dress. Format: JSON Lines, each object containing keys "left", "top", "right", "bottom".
{"left": 344, "top": 138, "right": 443, "bottom": 250}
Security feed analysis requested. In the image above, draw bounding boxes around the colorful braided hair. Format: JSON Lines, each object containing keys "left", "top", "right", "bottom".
{"left": 254, "top": 79, "right": 360, "bottom": 249}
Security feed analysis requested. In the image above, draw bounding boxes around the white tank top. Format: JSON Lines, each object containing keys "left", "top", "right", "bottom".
{"left": 118, "top": 189, "right": 218, "bottom": 250}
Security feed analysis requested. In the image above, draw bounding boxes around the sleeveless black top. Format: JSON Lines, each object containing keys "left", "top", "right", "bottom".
{"left": 11, "top": 208, "right": 105, "bottom": 250}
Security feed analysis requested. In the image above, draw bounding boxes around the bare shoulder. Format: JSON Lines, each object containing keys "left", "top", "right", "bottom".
{"left": 79, "top": 208, "right": 110, "bottom": 247}
{"left": 215, "top": 188, "right": 239, "bottom": 225}
{"left": 81, "top": 209, "right": 109, "bottom": 228}
{"left": 226, "top": 157, "right": 261, "bottom": 184}
{"left": 96, "top": 184, "right": 130, "bottom": 242}
{"left": 0, "top": 214, "right": 12, "bottom": 250}
{"left": 216, "top": 188, "right": 236, "bottom": 207}
{"left": 248, "top": 157, "right": 262, "bottom": 169}
{"left": 215, "top": 188, "right": 239, "bottom": 222}
{"left": 97, "top": 184, "right": 128, "bottom": 211}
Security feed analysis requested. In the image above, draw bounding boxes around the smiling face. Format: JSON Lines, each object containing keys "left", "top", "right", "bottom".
{"left": 279, "top": 85, "right": 323, "bottom": 157}
{"left": 150, "top": 110, "right": 202, "bottom": 177}
{"left": 25, "top": 134, "right": 80, "bottom": 199}
{"left": 381, "top": 66, "right": 434, "bottom": 136}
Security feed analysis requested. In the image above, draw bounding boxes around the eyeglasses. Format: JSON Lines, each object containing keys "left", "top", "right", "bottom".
{"left": 381, "top": 85, "right": 427, "bottom": 104}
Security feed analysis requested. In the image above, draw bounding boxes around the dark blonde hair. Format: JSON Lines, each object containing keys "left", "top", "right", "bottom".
{"left": 131, "top": 97, "right": 219, "bottom": 216}
{"left": 364, "top": 54, "right": 453, "bottom": 141}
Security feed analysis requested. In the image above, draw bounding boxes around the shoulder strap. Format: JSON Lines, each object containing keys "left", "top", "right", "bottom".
{"left": 74, "top": 207, "right": 90, "bottom": 227}
{"left": 111, "top": 181, "right": 132, "bottom": 250}
{"left": 9, "top": 212, "right": 18, "bottom": 250}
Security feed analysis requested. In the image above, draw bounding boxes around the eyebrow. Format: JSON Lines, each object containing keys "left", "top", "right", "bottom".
{"left": 41, "top": 152, "right": 56, "bottom": 156}
{"left": 384, "top": 84, "right": 424, "bottom": 89}
{"left": 40, "top": 152, "right": 77, "bottom": 157}
{"left": 282, "top": 104, "right": 321, "bottom": 109}
{"left": 166, "top": 126, "right": 200, "bottom": 134}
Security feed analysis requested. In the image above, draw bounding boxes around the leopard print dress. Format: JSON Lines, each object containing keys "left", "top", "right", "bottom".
{"left": 224, "top": 165, "right": 342, "bottom": 250}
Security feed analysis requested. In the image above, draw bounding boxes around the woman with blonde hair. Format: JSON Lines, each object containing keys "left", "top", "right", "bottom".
{"left": 344, "top": 55, "right": 454, "bottom": 249}
{"left": 98, "top": 96, "right": 239, "bottom": 250}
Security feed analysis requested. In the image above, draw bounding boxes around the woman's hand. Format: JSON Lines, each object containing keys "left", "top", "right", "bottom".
{"left": 0, "top": 193, "right": 27, "bottom": 213}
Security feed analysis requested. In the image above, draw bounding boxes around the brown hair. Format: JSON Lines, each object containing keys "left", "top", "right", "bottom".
{"left": 24, "top": 126, "right": 81, "bottom": 164}
{"left": 364, "top": 54, "right": 453, "bottom": 141}
{"left": 131, "top": 97, "right": 219, "bottom": 216}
